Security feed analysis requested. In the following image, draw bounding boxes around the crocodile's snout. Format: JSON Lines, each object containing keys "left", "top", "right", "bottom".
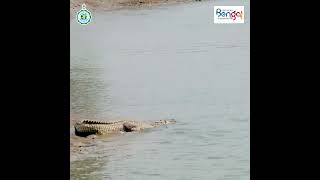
{"left": 159, "top": 119, "right": 176, "bottom": 124}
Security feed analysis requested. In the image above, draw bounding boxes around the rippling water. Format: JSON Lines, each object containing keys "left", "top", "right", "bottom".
{"left": 71, "top": 0, "right": 250, "bottom": 179}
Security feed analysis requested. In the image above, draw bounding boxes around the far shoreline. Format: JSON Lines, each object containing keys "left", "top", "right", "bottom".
{"left": 70, "top": 0, "right": 199, "bottom": 20}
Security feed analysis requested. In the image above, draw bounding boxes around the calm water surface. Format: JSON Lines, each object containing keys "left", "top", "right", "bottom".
{"left": 70, "top": 0, "right": 250, "bottom": 179}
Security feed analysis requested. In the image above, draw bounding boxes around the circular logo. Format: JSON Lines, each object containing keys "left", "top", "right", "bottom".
{"left": 77, "top": 4, "right": 92, "bottom": 25}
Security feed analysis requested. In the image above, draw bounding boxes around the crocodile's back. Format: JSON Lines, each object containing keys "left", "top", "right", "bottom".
{"left": 74, "top": 121, "right": 125, "bottom": 136}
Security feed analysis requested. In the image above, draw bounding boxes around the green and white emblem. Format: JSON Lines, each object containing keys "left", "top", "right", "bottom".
{"left": 77, "top": 4, "right": 92, "bottom": 25}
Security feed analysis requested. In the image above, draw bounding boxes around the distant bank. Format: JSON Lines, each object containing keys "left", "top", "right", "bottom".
{"left": 70, "top": 0, "right": 196, "bottom": 18}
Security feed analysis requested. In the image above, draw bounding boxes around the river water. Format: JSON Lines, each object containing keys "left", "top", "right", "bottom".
{"left": 70, "top": 0, "right": 250, "bottom": 179}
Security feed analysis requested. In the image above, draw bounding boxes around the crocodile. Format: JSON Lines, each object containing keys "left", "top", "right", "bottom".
{"left": 74, "top": 119, "right": 176, "bottom": 137}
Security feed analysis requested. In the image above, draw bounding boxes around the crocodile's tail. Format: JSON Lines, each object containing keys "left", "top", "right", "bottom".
{"left": 74, "top": 122, "right": 99, "bottom": 137}
{"left": 75, "top": 119, "right": 126, "bottom": 137}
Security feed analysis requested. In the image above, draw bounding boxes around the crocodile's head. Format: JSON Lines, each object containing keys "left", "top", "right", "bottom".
{"left": 154, "top": 119, "right": 176, "bottom": 126}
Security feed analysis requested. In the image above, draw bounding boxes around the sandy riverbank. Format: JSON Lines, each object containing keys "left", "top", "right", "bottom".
{"left": 70, "top": 0, "right": 196, "bottom": 18}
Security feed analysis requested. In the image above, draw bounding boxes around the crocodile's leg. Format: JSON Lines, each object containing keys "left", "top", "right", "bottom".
{"left": 123, "top": 122, "right": 142, "bottom": 132}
